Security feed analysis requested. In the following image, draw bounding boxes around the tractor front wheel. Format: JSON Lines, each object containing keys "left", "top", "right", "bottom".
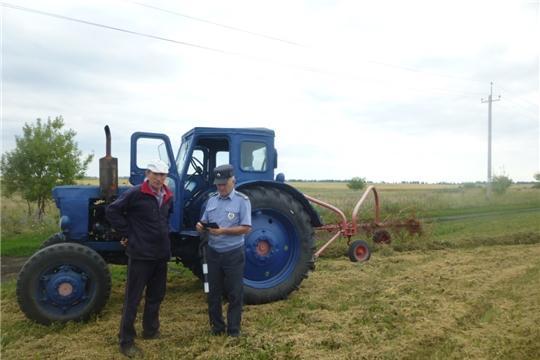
{"left": 37, "top": 233, "right": 65, "bottom": 251}
{"left": 16, "top": 243, "right": 111, "bottom": 325}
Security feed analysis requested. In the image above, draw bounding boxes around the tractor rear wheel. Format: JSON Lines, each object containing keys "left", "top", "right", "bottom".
{"left": 241, "top": 186, "right": 316, "bottom": 304}
{"left": 17, "top": 243, "right": 111, "bottom": 325}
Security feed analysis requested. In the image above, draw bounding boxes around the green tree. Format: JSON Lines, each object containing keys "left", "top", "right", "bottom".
{"left": 533, "top": 172, "right": 540, "bottom": 189}
{"left": 1, "top": 116, "right": 94, "bottom": 215}
{"left": 491, "top": 169, "right": 513, "bottom": 195}
{"left": 347, "top": 176, "right": 366, "bottom": 191}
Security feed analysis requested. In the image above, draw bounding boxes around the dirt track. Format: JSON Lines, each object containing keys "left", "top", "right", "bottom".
{"left": 1, "top": 257, "right": 30, "bottom": 282}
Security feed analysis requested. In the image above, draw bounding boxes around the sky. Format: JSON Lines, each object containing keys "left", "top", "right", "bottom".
{"left": 1, "top": 1, "right": 539, "bottom": 183}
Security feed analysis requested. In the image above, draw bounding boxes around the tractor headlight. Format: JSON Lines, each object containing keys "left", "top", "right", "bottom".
{"left": 59, "top": 215, "right": 71, "bottom": 231}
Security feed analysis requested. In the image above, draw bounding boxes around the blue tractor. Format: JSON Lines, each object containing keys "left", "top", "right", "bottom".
{"left": 16, "top": 126, "right": 324, "bottom": 325}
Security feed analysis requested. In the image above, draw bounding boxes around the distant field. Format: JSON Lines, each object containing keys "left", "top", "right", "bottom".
{"left": 77, "top": 178, "right": 130, "bottom": 186}
{"left": 2, "top": 181, "right": 538, "bottom": 256}
{"left": 79, "top": 179, "right": 468, "bottom": 190}
{"left": 77, "top": 178, "right": 534, "bottom": 192}
{"left": 289, "top": 181, "right": 535, "bottom": 191}
{"left": 291, "top": 182, "right": 461, "bottom": 191}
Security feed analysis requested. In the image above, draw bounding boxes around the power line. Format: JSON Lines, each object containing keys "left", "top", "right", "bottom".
{"left": 501, "top": 97, "right": 539, "bottom": 116}
{"left": 494, "top": 83, "right": 539, "bottom": 109}
{"left": 128, "top": 1, "right": 315, "bottom": 50}
{"left": 129, "top": 1, "right": 490, "bottom": 85}
{"left": 2, "top": 2, "right": 484, "bottom": 99}
{"left": 497, "top": 104, "right": 539, "bottom": 123}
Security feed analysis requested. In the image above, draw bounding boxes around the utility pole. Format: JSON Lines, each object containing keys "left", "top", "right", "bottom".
{"left": 481, "top": 82, "right": 500, "bottom": 200}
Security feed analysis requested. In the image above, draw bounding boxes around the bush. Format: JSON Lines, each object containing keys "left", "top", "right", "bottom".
{"left": 346, "top": 177, "right": 366, "bottom": 191}
{"left": 533, "top": 172, "right": 540, "bottom": 188}
{"left": 492, "top": 174, "right": 513, "bottom": 195}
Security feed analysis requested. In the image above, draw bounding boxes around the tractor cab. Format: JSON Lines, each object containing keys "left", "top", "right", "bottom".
{"left": 129, "top": 127, "right": 279, "bottom": 233}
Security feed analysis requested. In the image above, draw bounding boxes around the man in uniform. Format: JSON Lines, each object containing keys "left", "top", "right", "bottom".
{"left": 196, "top": 164, "right": 251, "bottom": 338}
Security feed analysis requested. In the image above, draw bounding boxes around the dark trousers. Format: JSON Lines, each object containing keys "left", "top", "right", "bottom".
{"left": 119, "top": 257, "right": 168, "bottom": 346}
{"left": 207, "top": 245, "right": 245, "bottom": 336}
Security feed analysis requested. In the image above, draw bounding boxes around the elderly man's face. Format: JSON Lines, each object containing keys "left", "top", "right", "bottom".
{"left": 146, "top": 170, "right": 168, "bottom": 193}
{"left": 216, "top": 177, "right": 235, "bottom": 197}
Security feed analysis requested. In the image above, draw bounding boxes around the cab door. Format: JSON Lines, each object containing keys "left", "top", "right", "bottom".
{"left": 130, "top": 132, "right": 181, "bottom": 232}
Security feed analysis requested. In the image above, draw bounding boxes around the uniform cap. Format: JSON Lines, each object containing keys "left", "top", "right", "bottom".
{"left": 213, "top": 164, "right": 234, "bottom": 184}
{"left": 147, "top": 159, "right": 169, "bottom": 174}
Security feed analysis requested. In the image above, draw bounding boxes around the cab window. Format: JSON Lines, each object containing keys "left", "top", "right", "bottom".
{"left": 241, "top": 141, "right": 267, "bottom": 171}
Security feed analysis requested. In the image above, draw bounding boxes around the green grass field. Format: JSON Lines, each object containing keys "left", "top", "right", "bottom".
{"left": 1, "top": 182, "right": 539, "bottom": 359}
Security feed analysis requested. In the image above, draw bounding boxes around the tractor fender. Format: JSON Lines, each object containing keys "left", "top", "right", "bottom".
{"left": 237, "top": 180, "right": 323, "bottom": 228}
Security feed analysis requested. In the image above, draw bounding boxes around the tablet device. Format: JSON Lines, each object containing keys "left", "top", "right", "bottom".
{"left": 202, "top": 222, "right": 219, "bottom": 229}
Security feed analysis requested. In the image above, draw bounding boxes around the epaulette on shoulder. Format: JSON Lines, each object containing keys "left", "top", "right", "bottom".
{"left": 204, "top": 192, "right": 218, "bottom": 200}
{"left": 236, "top": 191, "right": 249, "bottom": 200}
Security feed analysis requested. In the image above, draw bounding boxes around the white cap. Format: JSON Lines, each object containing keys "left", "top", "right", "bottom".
{"left": 147, "top": 159, "right": 169, "bottom": 174}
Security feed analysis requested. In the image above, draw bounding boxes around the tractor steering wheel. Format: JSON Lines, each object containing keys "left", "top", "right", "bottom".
{"left": 184, "top": 157, "right": 206, "bottom": 191}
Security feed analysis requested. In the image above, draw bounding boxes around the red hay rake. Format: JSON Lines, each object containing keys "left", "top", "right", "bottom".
{"left": 305, "top": 186, "right": 424, "bottom": 262}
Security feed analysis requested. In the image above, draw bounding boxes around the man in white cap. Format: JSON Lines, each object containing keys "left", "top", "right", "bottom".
{"left": 106, "top": 159, "right": 174, "bottom": 358}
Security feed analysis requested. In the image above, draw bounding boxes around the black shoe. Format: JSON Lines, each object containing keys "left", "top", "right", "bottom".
{"left": 142, "top": 331, "right": 172, "bottom": 340}
{"left": 228, "top": 333, "right": 239, "bottom": 338}
{"left": 120, "top": 344, "right": 143, "bottom": 358}
{"left": 207, "top": 330, "right": 225, "bottom": 336}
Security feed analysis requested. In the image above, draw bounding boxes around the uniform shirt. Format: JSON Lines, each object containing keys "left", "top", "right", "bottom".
{"left": 201, "top": 189, "right": 251, "bottom": 253}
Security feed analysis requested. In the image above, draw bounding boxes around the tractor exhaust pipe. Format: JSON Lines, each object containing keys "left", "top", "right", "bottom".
{"left": 99, "top": 125, "right": 118, "bottom": 203}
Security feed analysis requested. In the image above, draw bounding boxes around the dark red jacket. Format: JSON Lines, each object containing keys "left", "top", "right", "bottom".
{"left": 106, "top": 181, "right": 173, "bottom": 260}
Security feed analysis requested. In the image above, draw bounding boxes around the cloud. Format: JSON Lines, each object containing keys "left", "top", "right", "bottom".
{"left": 1, "top": 1, "right": 538, "bottom": 183}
